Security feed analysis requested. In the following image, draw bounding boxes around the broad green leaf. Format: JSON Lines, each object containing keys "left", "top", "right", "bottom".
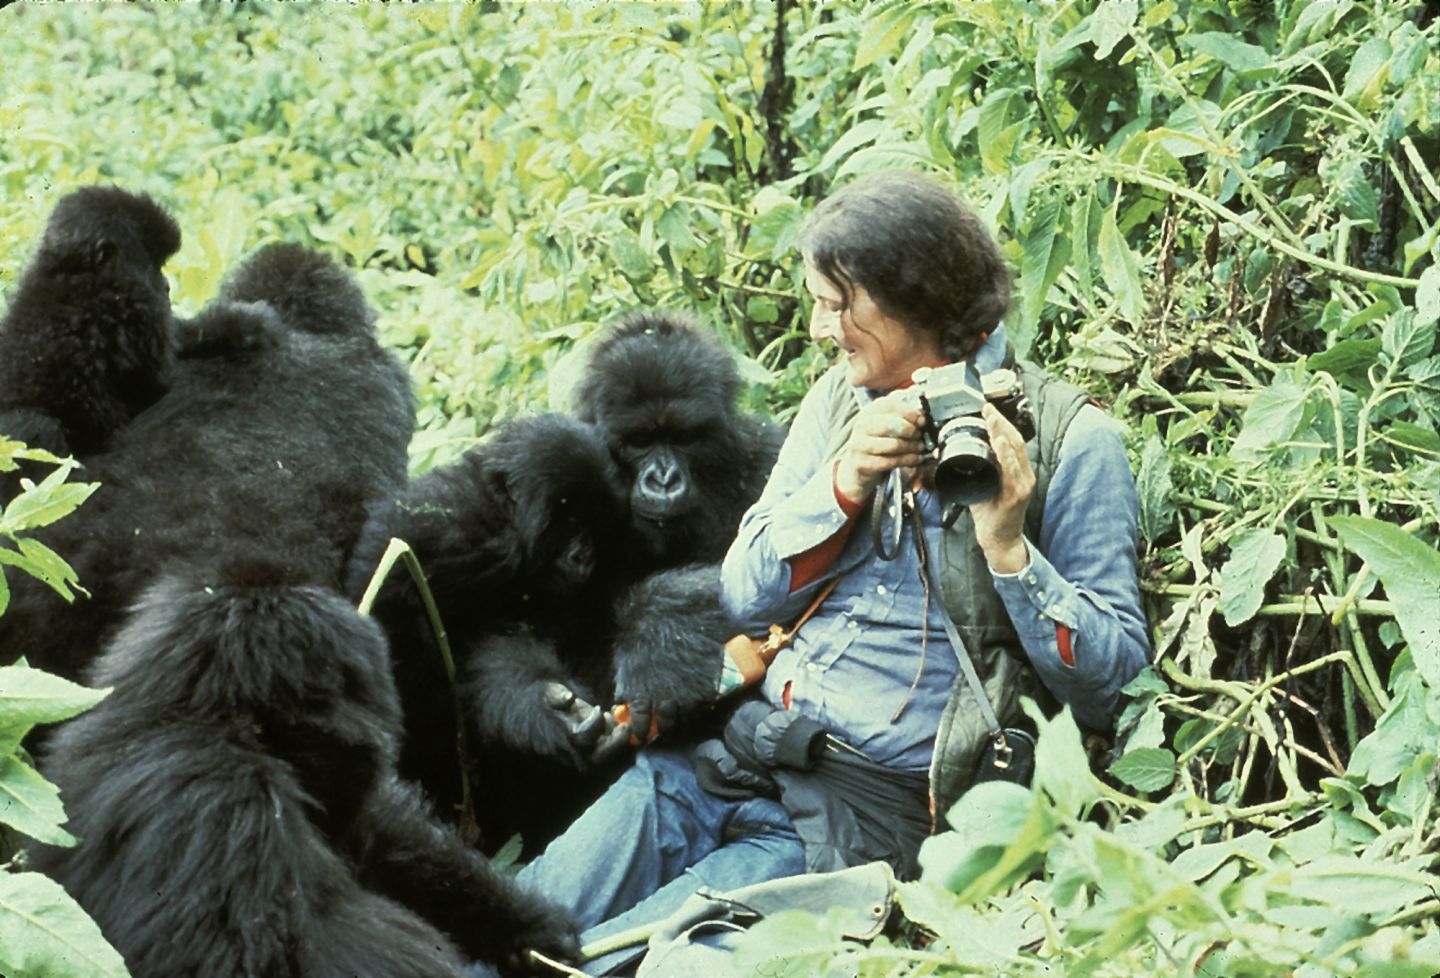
{"left": 1342, "top": 36, "right": 1392, "bottom": 105}
{"left": 1408, "top": 356, "right": 1440, "bottom": 425}
{"left": 817, "top": 118, "right": 885, "bottom": 173}
{"left": 1329, "top": 516, "right": 1440, "bottom": 688}
{"left": 1381, "top": 310, "right": 1433, "bottom": 368}
{"left": 1183, "top": 32, "right": 1273, "bottom": 76}
{"left": 1108, "top": 746, "right": 1176, "bottom": 792}
{"left": 1219, "top": 529, "right": 1287, "bottom": 626}
{"left": 1287, "top": 855, "right": 1435, "bottom": 917}
{"left": 1347, "top": 671, "right": 1438, "bottom": 787}
{"left": 976, "top": 87, "right": 1020, "bottom": 175}
{"left": 0, "top": 665, "right": 110, "bottom": 755}
{"left": 1016, "top": 197, "right": 1063, "bottom": 355}
{"left": 1385, "top": 421, "right": 1440, "bottom": 456}
{"left": 0, "top": 755, "right": 76, "bottom": 846}
{"left": 852, "top": 2, "right": 915, "bottom": 70}
{"left": 1135, "top": 436, "right": 1175, "bottom": 546}
{"left": 1415, "top": 263, "right": 1440, "bottom": 329}
{"left": 1089, "top": 1, "right": 1137, "bottom": 61}
{"left": 1097, "top": 208, "right": 1146, "bottom": 326}
{"left": 14, "top": 537, "right": 82, "bottom": 600}
{"left": 1307, "top": 337, "right": 1381, "bottom": 378}
{"left": 1333, "top": 159, "right": 1380, "bottom": 227}
{"left": 922, "top": 780, "right": 1056, "bottom": 903}
{"left": 0, "top": 479, "right": 98, "bottom": 534}
{"left": 608, "top": 227, "right": 652, "bottom": 281}
{"left": 1230, "top": 373, "right": 1310, "bottom": 462}
{"left": 0, "top": 872, "right": 132, "bottom": 978}
{"left": 1027, "top": 705, "right": 1098, "bottom": 817}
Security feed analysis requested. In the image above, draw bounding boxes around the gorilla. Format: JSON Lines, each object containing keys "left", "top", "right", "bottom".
{"left": 347, "top": 311, "right": 785, "bottom": 856}
{"left": 0, "top": 233, "right": 414, "bottom": 684}
{"left": 344, "top": 413, "right": 631, "bottom": 830}
{"left": 0, "top": 187, "right": 179, "bottom": 497}
{"left": 30, "top": 570, "right": 576, "bottom": 978}
{"left": 2, "top": 188, "right": 579, "bottom": 975}
{"left": 572, "top": 309, "right": 786, "bottom": 576}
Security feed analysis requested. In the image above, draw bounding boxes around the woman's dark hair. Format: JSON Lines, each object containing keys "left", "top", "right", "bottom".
{"left": 798, "top": 170, "right": 1011, "bottom": 360}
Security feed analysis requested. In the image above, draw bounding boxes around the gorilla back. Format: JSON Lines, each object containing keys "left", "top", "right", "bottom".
{"left": 32, "top": 576, "right": 487, "bottom": 978}
{"left": 0, "top": 242, "right": 415, "bottom": 681}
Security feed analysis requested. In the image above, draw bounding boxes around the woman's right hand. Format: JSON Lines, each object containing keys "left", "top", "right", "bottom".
{"left": 835, "top": 389, "right": 929, "bottom": 504}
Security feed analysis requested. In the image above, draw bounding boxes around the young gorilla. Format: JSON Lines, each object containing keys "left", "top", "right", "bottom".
{"left": 0, "top": 187, "right": 179, "bottom": 499}
{"left": 344, "top": 413, "right": 632, "bottom": 829}
{"left": 31, "top": 567, "right": 574, "bottom": 978}
{"left": 2, "top": 191, "right": 577, "bottom": 975}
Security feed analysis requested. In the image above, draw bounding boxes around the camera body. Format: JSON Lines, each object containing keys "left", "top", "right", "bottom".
{"left": 912, "top": 362, "right": 1035, "bottom": 508}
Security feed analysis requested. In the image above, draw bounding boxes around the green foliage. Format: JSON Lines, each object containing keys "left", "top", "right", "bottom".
{"left": 0, "top": 451, "right": 126, "bottom": 977}
{"left": 2, "top": 0, "right": 1438, "bottom": 973}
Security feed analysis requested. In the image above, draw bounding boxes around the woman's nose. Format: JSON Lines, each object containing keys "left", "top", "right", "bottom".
{"left": 809, "top": 304, "right": 838, "bottom": 342}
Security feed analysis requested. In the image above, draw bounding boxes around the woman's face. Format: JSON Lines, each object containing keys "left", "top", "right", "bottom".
{"left": 804, "top": 260, "right": 945, "bottom": 391}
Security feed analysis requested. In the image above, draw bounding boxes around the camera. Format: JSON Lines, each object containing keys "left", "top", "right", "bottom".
{"left": 912, "top": 361, "right": 1035, "bottom": 510}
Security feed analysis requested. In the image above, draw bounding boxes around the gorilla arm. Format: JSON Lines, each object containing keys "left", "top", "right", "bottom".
{"left": 459, "top": 631, "right": 609, "bottom": 768}
{"left": 359, "top": 777, "right": 580, "bottom": 975}
{"left": 609, "top": 563, "right": 732, "bottom": 743}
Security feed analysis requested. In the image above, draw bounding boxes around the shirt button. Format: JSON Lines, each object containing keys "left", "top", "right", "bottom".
{"left": 1026, "top": 574, "right": 1038, "bottom": 585}
{"left": 1037, "top": 590, "right": 1046, "bottom": 601}
{"left": 877, "top": 585, "right": 887, "bottom": 595}
{"left": 848, "top": 621, "right": 858, "bottom": 630}
{"left": 806, "top": 661, "right": 820, "bottom": 672}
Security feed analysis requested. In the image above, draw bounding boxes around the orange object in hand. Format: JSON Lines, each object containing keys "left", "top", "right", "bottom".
{"left": 610, "top": 702, "right": 662, "bottom": 746}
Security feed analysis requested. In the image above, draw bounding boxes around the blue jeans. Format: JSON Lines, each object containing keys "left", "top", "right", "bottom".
{"left": 517, "top": 747, "right": 805, "bottom": 959}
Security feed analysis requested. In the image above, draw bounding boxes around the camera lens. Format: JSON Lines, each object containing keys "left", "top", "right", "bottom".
{"left": 933, "top": 417, "right": 1000, "bottom": 506}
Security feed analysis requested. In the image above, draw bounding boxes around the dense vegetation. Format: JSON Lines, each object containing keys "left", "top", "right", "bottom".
{"left": 1, "top": 2, "right": 1437, "bottom": 976}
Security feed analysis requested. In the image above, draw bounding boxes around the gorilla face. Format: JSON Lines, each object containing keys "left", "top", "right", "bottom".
{"left": 574, "top": 311, "right": 742, "bottom": 532}
{"left": 487, "top": 414, "right": 628, "bottom": 598}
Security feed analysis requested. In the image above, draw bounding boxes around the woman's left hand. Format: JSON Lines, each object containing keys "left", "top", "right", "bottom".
{"left": 969, "top": 402, "right": 1034, "bottom": 573}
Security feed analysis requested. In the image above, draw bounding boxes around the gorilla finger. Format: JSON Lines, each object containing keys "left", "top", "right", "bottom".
{"left": 564, "top": 700, "right": 605, "bottom": 746}
{"left": 541, "top": 681, "right": 577, "bottom": 710}
{"left": 589, "top": 719, "right": 633, "bottom": 763}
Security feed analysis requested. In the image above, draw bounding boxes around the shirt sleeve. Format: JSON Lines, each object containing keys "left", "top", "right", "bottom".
{"left": 989, "top": 405, "right": 1151, "bottom": 729}
{"left": 721, "top": 368, "right": 856, "bottom": 631}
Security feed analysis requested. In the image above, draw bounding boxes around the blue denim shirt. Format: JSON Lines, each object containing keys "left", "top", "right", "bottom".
{"left": 721, "top": 328, "right": 1150, "bottom": 771}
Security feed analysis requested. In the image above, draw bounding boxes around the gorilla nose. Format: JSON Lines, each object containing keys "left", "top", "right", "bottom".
{"left": 639, "top": 458, "right": 683, "bottom": 499}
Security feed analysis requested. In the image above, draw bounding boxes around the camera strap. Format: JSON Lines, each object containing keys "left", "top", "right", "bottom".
{"left": 869, "top": 469, "right": 905, "bottom": 561}
{"left": 911, "top": 508, "right": 1013, "bottom": 770}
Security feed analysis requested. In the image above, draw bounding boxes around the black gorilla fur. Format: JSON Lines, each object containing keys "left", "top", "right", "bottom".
{"left": 344, "top": 413, "right": 631, "bottom": 825}
{"left": 30, "top": 574, "right": 576, "bottom": 978}
{"left": 573, "top": 309, "right": 786, "bottom": 574}
{"left": 348, "top": 311, "right": 784, "bottom": 855}
{"left": 2, "top": 188, "right": 578, "bottom": 975}
{"left": 0, "top": 188, "right": 179, "bottom": 495}
{"left": 0, "top": 236, "right": 415, "bottom": 684}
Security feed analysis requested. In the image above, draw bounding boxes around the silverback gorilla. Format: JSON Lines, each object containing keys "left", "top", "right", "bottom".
{"left": 0, "top": 187, "right": 578, "bottom": 976}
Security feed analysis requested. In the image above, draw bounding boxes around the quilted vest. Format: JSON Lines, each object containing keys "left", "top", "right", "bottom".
{"left": 813, "top": 348, "right": 1093, "bottom": 817}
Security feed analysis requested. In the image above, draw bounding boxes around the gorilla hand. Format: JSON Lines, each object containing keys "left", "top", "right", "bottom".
{"left": 532, "top": 680, "right": 605, "bottom": 764}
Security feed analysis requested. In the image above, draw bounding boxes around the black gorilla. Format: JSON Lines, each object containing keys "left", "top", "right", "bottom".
{"left": 568, "top": 310, "right": 786, "bottom": 749}
{"left": 344, "top": 413, "right": 631, "bottom": 828}
{"left": 0, "top": 235, "right": 414, "bottom": 684}
{"left": 2, "top": 188, "right": 578, "bottom": 975}
{"left": 0, "top": 188, "right": 178, "bottom": 496}
{"left": 572, "top": 309, "right": 786, "bottom": 575}
{"left": 31, "top": 573, "right": 575, "bottom": 978}
{"left": 348, "top": 311, "right": 785, "bottom": 855}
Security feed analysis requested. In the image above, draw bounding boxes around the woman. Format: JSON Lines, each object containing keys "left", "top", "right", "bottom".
{"left": 517, "top": 170, "right": 1149, "bottom": 962}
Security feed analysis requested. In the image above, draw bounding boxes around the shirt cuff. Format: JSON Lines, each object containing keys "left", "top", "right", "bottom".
{"left": 990, "top": 542, "right": 1082, "bottom": 631}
